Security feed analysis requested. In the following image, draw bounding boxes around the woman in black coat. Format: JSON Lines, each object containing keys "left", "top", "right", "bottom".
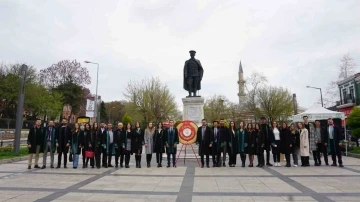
{"left": 123, "top": 123, "right": 133, "bottom": 168}
{"left": 153, "top": 122, "right": 165, "bottom": 167}
{"left": 83, "top": 123, "right": 95, "bottom": 168}
{"left": 228, "top": 121, "right": 237, "bottom": 167}
{"left": 92, "top": 122, "right": 102, "bottom": 169}
{"left": 290, "top": 123, "right": 300, "bottom": 167}
{"left": 246, "top": 123, "right": 256, "bottom": 167}
{"left": 132, "top": 122, "right": 144, "bottom": 168}
{"left": 280, "top": 122, "right": 292, "bottom": 167}
{"left": 255, "top": 123, "right": 265, "bottom": 167}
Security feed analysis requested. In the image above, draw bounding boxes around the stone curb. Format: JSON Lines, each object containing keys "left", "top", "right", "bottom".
{"left": 348, "top": 152, "right": 360, "bottom": 159}
{"left": 0, "top": 155, "right": 29, "bottom": 165}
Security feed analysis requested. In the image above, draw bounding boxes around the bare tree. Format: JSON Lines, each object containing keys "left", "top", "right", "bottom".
{"left": 124, "top": 77, "right": 177, "bottom": 124}
{"left": 39, "top": 59, "right": 91, "bottom": 88}
{"left": 324, "top": 53, "right": 358, "bottom": 106}
{"left": 243, "top": 71, "right": 267, "bottom": 119}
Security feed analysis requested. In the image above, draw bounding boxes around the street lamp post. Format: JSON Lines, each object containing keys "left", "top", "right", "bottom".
{"left": 14, "top": 64, "right": 28, "bottom": 154}
{"left": 306, "top": 86, "right": 324, "bottom": 107}
{"left": 84, "top": 61, "right": 99, "bottom": 124}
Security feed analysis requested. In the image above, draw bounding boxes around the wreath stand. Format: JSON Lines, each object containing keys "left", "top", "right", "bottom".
{"left": 175, "top": 144, "right": 201, "bottom": 166}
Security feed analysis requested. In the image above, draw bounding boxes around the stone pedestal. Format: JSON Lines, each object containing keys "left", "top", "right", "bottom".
{"left": 182, "top": 96, "right": 205, "bottom": 126}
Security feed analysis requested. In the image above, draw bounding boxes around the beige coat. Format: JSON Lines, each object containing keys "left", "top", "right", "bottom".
{"left": 300, "top": 128, "right": 309, "bottom": 156}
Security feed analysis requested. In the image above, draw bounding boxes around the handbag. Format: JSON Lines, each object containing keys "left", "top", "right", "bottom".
{"left": 85, "top": 150, "right": 94, "bottom": 158}
{"left": 69, "top": 147, "right": 73, "bottom": 162}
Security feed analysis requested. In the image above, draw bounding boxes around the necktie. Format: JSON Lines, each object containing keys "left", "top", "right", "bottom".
{"left": 48, "top": 128, "right": 51, "bottom": 140}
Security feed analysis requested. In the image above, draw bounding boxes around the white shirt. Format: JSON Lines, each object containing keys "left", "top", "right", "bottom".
{"left": 273, "top": 128, "right": 280, "bottom": 140}
{"left": 329, "top": 126, "right": 334, "bottom": 139}
{"left": 109, "top": 130, "right": 113, "bottom": 144}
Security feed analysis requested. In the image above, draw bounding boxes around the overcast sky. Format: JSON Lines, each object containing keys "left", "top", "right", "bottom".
{"left": 1, "top": 0, "right": 360, "bottom": 110}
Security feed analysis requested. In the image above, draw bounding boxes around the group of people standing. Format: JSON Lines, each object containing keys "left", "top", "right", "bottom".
{"left": 27, "top": 119, "right": 180, "bottom": 169}
{"left": 195, "top": 116, "right": 344, "bottom": 168}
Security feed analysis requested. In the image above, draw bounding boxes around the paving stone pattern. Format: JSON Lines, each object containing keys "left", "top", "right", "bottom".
{"left": 1, "top": 154, "right": 360, "bottom": 201}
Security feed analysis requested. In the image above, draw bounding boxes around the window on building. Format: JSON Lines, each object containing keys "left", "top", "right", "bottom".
{"left": 343, "top": 89, "right": 347, "bottom": 103}
{"left": 349, "top": 86, "right": 354, "bottom": 100}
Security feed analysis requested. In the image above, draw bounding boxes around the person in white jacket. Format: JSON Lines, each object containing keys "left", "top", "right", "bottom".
{"left": 299, "top": 122, "right": 310, "bottom": 166}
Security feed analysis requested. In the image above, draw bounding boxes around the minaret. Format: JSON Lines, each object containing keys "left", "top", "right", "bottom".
{"left": 237, "top": 61, "right": 246, "bottom": 105}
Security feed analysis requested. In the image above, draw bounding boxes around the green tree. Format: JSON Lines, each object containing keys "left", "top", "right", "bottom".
{"left": 39, "top": 60, "right": 91, "bottom": 116}
{"left": 25, "top": 84, "right": 63, "bottom": 120}
{"left": 257, "top": 86, "right": 294, "bottom": 122}
{"left": 124, "top": 77, "right": 177, "bottom": 123}
{"left": 0, "top": 63, "right": 38, "bottom": 118}
{"left": 53, "top": 82, "right": 83, "bottom": 114}
{"left": 105, "top": 100, "right": 127, "bottom": 124}
{"left": 99, "top": 101, "right": 107, "bottom": 122}
{"left": 121, "top": 112, "right": 133, "bottom": 126}
{"left": 347, "top": 107, "right": 360, "bottom": 138}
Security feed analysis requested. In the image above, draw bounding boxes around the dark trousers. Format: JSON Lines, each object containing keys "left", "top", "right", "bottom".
{"left": 229, "top": 153, "right": 236, "bottom": 165}
{"left": 156, "top": 152, "right": 163, "bottom": 164}
{"left": 330, "top": 140, "right": 343, "bottom": 165}
{"left": 285, "top": 153, "right": 291, "bottom": 165}
{"left": 125, "top": 151, "right": 131, "bottom": 165}
{"left": 167, "top": 153, "right": 176, "bottom": 166}
{"left": 212, "top": 143, "right": 218, "bottom": 165}
{"left": 115, "top": 149, "right": 124, "bottom": 166}
{"left": 265, "top": 145, "right": 271, "bottom": 163}
{"left": 301, "top": 156, "right": 310, "bottom": 166}
{"left": 317, "top": 143, "right": 328, "bottom": 164}
{"left": 146, "top": 154, "right": 152, "bottom": 163}
{"left": 102, "top": 143, "right": 114, "bottom": 166}
{"left": 95, "top": 148, "right": 101, "bottom": 168}
{"left": 57, "top": 152, "right": 67, "bottom": 167}
{"left": 257, "top": 153, "right": 264, "bottom": 166}
{"left": 200, "top": 153, "right": 210, "bottom": 166}
{"left": 240, "top": 153, "right": 246, "bottom": 165}
{"left": 273, "top": 153, "right": 280, "bottom": 163}
{"left": 312, "top": 150, "right": 320, "bottom": 164}
{"left": 217, "top": 146, "right": 227, "bottom": 166}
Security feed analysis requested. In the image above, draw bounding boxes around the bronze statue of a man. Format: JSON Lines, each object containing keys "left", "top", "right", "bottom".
{"left": 183, "top": 50, "right": 204, "bottom": 97}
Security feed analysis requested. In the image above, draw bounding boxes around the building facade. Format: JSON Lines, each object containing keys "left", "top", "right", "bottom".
{"left": 336, "top": 72, "right": 360, "bottom": 121}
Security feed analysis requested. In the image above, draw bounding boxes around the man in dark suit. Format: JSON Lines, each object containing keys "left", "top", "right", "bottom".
{"left": 27, "top": 119, "right": 43, "bottom": 169}
{"left": 315, "top": 120, "right": 329, "bottom": 166}
{"left": 260, "top": 117, "right": 273, "bottom": 166}
{"left": 196, "top": 119, "right": 213, "bottom": 168}
{"left": 56, "top": 118, "right": 71, "bottom": 169}
{"left": 217, "top": 119, "right": 229, "bottom": 167}
{"left": 164, "top": 120, "right": 179, "bottom": 168}
{"left": 326, "top": 118, "right": 344, "bottom": 167}
{"left": 41, "top": 120, "right": 57, "bottom": 169}
{"left": 212, "top": 121, "right": 219, "bottom": 167}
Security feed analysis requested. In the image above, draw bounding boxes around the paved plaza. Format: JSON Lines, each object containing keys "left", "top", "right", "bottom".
{"left": 1, "top": 153, "right": 360, "bottom": 202}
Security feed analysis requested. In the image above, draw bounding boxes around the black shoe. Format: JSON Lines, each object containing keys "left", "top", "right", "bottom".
{"left": 173, "top": 164, "right": 177, "bottom": 168}
{"left": 115, "top": 164, "right": 119, "bottom": 168}
{"left": 50, "top": 165, "right": 54, "bottom": 169}
{"left": 41, "top": 165, "right": 46, "bottom": 169}
{"left": 108, "top": 164, "right": 114, "bottom": 168}
{"left": 201, "top": 165, "right": 204, "bottom": 168}
{"left": 167, "top": 165, "right": 170, "bottom": 168}
{"left": 56, "top": 165, "right": 60, "bottom": 169}
{"left": 315, "top": 163, "right": 320, "bottom": 166}
{"left": 73, "top": 167, "right": 77, "bottom": 169}
{"left": 28, "top": 166, "right": 31, "bottom": 169}
{"left": 212, "top": 164, "right": 216, "bottom": 167}
{"left": 222, "top": 163, "right": 226, "bottom": 167}
{"left": 206, "top": 165, "right": 210, "bottom": 168}
{"left": 64, "top": 166, "right": 67, "bottom": 169}
{"left": 256, "top": 164, "right": 260, "bottom": 167}
{"left": 120, "top": 164, "right": 124, "bottom": 168}
{"left": 91, "top": 166, "right": 94, "bottom": 168}
{"left": 266, "top": 163, "right": 273, "bottom": 166}
{"left": 34, "top": 165, "right": 40, "bottom": 169}
{"left": 326, "top": 163, "right": 329, "bottom": 166}
{"left": 157, "top": 164, "right": 160, "bottom": 168}
{"left": 241, "top": 163, "right": 245, "bottom": 167}
{"left": 339, "top": 164, "right": 344, "bottom": 167}
{"left": 286, "top": 164, "right": 291, "bottom": 167}
{"left": 159, "top": 163, "right": 162, "bottom": 167}
{"left": 97, "top": 166, "right": 100, "bottom": 169}
{"left": 331, "top": 163, "right": 337, "bottom": 167}
{"left": 82, "top": 165, "right": 85, "bottom": 168}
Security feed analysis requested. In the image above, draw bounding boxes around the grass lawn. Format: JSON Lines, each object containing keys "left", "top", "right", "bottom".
{"left": 349, "top": 147, "right": 360, "bottom": 154}
{"left": 0, "top": 146, "right": 28, "bottom": 160}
